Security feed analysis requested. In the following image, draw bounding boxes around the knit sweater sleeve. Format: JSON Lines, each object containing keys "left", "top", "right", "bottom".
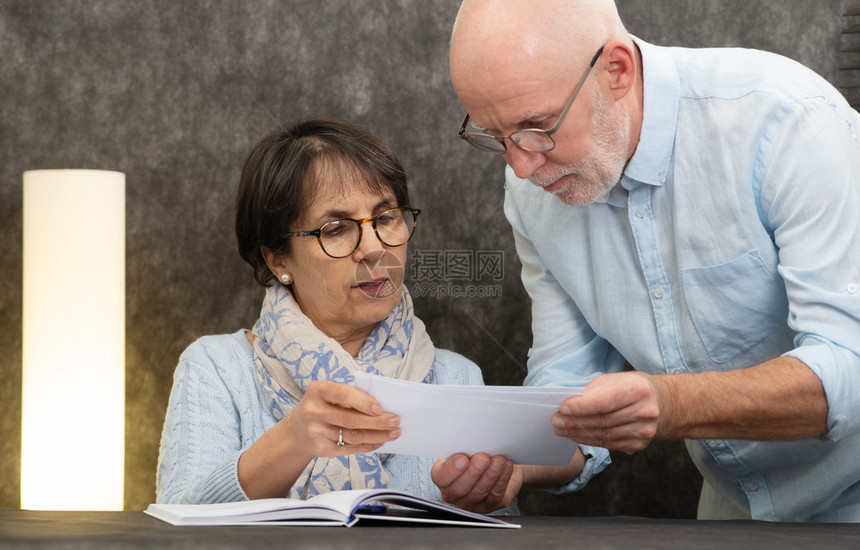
{"left": 155, "top": 337, "right": 497, "bottom": 505}
{"left": 156, "top": 332, "right": 264, "bottom": 504}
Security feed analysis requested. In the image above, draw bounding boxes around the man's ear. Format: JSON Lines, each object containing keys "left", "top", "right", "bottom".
{"left": 602, "top": 39, "right": 637, "bottom": 101}
{"left": 260, "top": 245, "right": 290, "bottom": 279}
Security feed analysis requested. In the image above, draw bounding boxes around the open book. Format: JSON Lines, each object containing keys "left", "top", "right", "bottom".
{"left": 145, "top": 488, "right": 519, "bottom": 528}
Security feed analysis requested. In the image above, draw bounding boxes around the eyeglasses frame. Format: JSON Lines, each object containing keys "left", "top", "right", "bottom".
{"left": 284, "top": 206, "right": 422, "bottom": 259}
{"left": 457, "top": 44, "right": 606, "bottom": 154}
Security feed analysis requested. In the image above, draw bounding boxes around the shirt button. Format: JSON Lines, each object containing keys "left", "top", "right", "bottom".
{"left": 746, "top": 481, "right": 759, "bottom": 491}
{"left": 653, "top": 288, "right": 664, "bottom": 299}
{"left": 635, "top": 209, "right": 645, "bottom": 219}
{"left": 848, "top": 283, "right": 858, "bottom": 294}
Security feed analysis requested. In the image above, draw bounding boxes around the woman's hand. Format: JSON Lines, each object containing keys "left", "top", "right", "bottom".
{"left": 238, "top": 380, "right": 399, "bottom": 499}
{"left": 288, "top": 380, "right": 401, "bottom": 458}
{"left": 431, "top": 450, "right": 587, "bottom": 514}
{"left": 430, "top": 453, "right": 522, "bottom": 514}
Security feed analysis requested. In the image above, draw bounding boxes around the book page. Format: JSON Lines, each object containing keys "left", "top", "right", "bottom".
{"left": 145, "top": 498, "right": 346, "bottom": 526}
{"left": 310, "top": 489, "right": 519, "bottom": 528}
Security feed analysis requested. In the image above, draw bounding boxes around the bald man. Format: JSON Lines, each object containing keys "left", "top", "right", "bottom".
{"left": 435, "top": 0, "right": 860, "bottom": 521}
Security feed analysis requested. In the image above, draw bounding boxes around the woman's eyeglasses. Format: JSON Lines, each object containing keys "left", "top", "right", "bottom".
{"left": 284, "top": 207, "right": 421, "bottom": 259}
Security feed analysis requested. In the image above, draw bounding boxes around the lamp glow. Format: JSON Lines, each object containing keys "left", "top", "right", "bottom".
{"left": 22, "top": 169, "right": 125, "bottom": 510}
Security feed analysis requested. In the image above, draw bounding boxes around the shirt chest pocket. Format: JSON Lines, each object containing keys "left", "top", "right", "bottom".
{"left": 681, "top": 250, "right": 789, "bottom": 363}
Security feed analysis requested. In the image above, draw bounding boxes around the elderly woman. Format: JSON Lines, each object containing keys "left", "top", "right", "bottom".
{"left": 156, "top": 118, "right": 526, "bottom": 510}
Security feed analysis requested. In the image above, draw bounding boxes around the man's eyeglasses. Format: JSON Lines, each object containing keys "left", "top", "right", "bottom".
{"left": 457, "top": 44, "right": 605, "bottom": 155}
{"left": 284, "top": 207, "right": 421, "bottom": 259}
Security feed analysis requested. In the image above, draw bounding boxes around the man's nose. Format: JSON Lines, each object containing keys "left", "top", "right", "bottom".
{"left": 504, "top": 144, "right": 546, "bottom": 180}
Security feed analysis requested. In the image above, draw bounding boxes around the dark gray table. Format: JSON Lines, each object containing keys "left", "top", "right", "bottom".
{"left": 3, "top": 510, "right": 860, "bottom": 549}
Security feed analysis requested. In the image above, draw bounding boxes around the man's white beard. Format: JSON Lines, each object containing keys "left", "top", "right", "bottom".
{"left": 529, "top": 85, "right": 630, "bottom": 206}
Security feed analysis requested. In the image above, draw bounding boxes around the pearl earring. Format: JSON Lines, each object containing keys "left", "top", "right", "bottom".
{"left": 281, "top": 273, "right": 292, "bottom": 284}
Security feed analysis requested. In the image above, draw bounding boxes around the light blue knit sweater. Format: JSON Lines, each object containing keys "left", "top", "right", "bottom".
{"left": 156, "top": 330, "right": 487, "bottom": 505}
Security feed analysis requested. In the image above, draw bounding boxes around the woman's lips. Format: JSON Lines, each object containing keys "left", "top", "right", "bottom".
{"left": 355, "top": 278, "right": 391, "bottom": 296}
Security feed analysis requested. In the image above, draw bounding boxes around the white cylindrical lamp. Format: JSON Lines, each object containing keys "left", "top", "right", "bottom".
{"left": 21, "top": 169, "right": 125, "bottom": 510}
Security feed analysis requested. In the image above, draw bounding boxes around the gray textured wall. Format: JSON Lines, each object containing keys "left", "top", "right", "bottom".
{"left": 1, "top": 0, "right": 852, "bottom": 514}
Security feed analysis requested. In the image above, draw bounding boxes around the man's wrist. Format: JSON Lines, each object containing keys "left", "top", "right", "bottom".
{"left": 650, "top": 372, "right": 684, "bottom": 440}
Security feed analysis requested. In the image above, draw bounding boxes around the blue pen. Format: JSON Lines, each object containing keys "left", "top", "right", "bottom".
{"left": 354, "top": 504, "right": 388, "bottom": 515}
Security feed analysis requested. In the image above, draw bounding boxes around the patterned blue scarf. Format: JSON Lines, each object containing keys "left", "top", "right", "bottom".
{"left": 252, "top": 283, "right": 435, "bottom": 499}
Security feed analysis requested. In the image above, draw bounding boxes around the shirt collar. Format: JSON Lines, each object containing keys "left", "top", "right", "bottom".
{"left": 620, "top": 36, "right": 680, "bottom": 192}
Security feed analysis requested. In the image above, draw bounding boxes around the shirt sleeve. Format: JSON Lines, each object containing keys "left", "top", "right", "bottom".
{"left": 156, "top": 339, "right": 251, "bottom": 504}
{"left": 504, "top": 172, "right": 627, "bottom": 386}
{"left": 756, "top": 96, "right": 860, "bottom": 442}
{"left": 503, "top": 171, "right": 615, "bottom": 489}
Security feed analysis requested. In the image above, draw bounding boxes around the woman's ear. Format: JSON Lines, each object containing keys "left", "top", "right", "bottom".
{"left": 602, "top": 39, "right": 637, "bottom": 101}
{"left": 260, "top": 245, "right": 290, "bottom": 281}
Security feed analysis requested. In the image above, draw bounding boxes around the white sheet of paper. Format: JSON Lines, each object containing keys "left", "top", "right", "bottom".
{"left": 352, "top": 372, "right": 584, "bottom": 466}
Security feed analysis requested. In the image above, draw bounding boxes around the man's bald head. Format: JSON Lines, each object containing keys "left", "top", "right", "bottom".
{"left": 450, "top": 0, "right": 628, "bottom": 96}
{"left": 448, "top": 1, "right": 642, "bottom": 206}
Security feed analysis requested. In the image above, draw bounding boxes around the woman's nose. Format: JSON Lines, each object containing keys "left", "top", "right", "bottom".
{"left": 352, "top": 221, "right": 385, "bottom": 259}
{"left": 504, "top": 144, "right": 546, "bottom": 180}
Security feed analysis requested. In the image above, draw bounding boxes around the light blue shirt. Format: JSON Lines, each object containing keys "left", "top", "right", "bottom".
{"left": 156, "top": 330, "right": 514, "bottom": 510}
{"left": 504, "top": 37, "right": 860, "bottom": 521}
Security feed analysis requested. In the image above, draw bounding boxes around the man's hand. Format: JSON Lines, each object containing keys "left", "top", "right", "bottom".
{"left": 431, "top": 453, "right": 522, "bottom": 514}
{"left": 552, "top": 357, "right": 829, "bottom": 449}
{"left": 551, "top": 372, "right": 666, "bottom": 454}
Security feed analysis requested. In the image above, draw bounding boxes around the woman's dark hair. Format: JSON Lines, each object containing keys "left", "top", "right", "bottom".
{"left": 235, "top": 118, "right": 410, "bottom": 286}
